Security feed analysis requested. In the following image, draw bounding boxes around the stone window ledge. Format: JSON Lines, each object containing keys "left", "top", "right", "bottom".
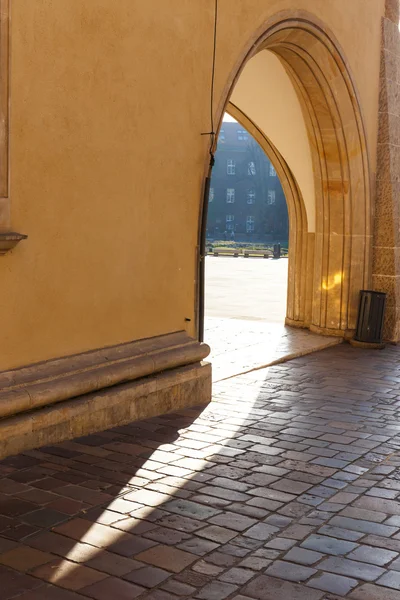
{"left": 0, "top": 231, "right": 27, "bottom": 255}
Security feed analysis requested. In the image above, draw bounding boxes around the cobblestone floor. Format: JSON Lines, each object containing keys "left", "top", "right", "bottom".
{"left": 3, "top": 344, "right": 400, "bottom": 598}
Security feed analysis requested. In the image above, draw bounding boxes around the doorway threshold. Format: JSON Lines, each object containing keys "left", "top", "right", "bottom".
{"left": 205, "top": 317, "right": 342, "bottom": 383}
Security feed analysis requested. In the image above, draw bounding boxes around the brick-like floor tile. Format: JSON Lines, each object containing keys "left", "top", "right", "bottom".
{"left": 196, "top": 580, "right": 238, "bottom": 599}
{"left": 0, "top": 546, "right": 54, "bottom": 571}
{"left": 350, "top": 583, "right": 400, "bottom": 599}
{"left": 197, "top": 525, "right": 237, "bottom": 543}
{"left": 308, "top": 572, "right": 357, "bottom": 595}
{"left": 283, "top": 547, "right": 324, "bottom": 565}
{"left": 208, "top": 512, "right": 257, "bottom": 532}
{"left": 218, "top": 567, "right": 254, "bottom": 584}
{"left": 31, "top": 559, "right": 108, "bottom": 590}
{"left": 0, "top": 564, "right": 44, "bottom": 599}
{"left": 318, "top": 556, "right": 385, "bottom": 581}
{"left": 376, "top": 570, "right": 400, "bottom": 590}
{"left": 124, "top": 565, "right": 170, "bottom": 587}
{"left": 135, "top": 544, "right": 197, "bottom": 572}
{"left": 347, "top": 544, "right": 398, "bottom": 566}
{"left": 243, "top": 523, "right": 279, "bottom": 541}
{"left": 301, "top": 534, "right": 358, "bottom": 556}
{"left": 81, "top": 576, "right": 144, "bottom": 599}
{"left": 0, "top": 499, "right": 37, "bottom": 517}
{"left": 244, "top": 574, "right": 324, "bottom": 599}
{"left": 266, "top": 560, "right": 316, "bottom": 581}
{"left": 8, "top": 584, "right": 87, "bottom": 599}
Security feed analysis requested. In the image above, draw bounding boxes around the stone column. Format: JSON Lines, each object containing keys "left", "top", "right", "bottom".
{"left": 373, "top": 1, "right": 400, "bottom": 341}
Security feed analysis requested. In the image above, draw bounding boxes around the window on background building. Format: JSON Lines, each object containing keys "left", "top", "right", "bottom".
{"left": 237, "top": 128, "right": 249, "bottom": 141}
{"left": 209, "top": 187, "right": 214, "bottom": 202}
{"left": 267, "top": 190, "right": 276, "bottom": 205}
{"left": 226, "top": 214, "right": 235, "bottom": 230}
{"left": 219, "top": 129, "right": 225, "bottom": 142}
{"left": 226, "top": 188, "right": 235, "bottom": 203}
{"left": 247, "top": 190, "right": 256, "bottom": 204}
{"left": 246, "top": 216, "right": 255, "bottom": 232}
{"left": 269, "top": 163, "right": 277, "bottom": 177}
{"left": 248, "top": 161, "right": 256, "bottom": 176}
{"left": 227, "top": 159, "right": 235, "bottom": 175}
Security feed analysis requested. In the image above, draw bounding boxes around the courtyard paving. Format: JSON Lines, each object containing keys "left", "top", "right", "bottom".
{"left": 2, "top": 344, "right": 400, "bottom": 598}
{"left": 205, "top": 255, "right": 340, "bottom": 380}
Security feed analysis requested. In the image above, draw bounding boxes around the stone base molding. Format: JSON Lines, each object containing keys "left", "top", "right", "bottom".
{"left": 0, "top": 332, "right": 211, "bottom": 459}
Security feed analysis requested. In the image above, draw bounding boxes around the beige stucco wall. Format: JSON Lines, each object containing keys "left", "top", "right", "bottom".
{"left": 1, "top": 0, "right": 384, "bottom": 369}
{"left": 230, "top": 51, "right": 316, "bottom": 232}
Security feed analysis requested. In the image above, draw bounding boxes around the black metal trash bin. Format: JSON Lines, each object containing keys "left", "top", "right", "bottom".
{"left": 354, "top": 290, "right": 386, "bottom": 344}
{"left": 273, "top": 243, "right": 281, "bottom": 259}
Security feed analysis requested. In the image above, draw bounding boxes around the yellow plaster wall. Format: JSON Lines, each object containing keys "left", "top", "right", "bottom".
{"left": 1, "top": 0, "right": 384, "bottom": 369}
{"left": 230, "top": 51, "right": 316, "bottom": 231}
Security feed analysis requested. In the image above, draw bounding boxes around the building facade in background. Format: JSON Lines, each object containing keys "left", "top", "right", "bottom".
{"left": 207, "top": 121, "right": 288, "bottom": 242}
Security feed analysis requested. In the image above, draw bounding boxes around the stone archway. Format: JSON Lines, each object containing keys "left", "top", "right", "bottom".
{"left": 199, "top": 13, "right": 372, "bottom": 339}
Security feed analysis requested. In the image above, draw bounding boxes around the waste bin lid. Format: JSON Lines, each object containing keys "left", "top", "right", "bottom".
{"left": 359, "top": 290, "right": 386, "bottom": 296}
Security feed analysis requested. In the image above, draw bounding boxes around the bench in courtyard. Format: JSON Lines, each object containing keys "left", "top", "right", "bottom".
{"left": 244, "top": 250, "right": 270, "bottom": 258}
{"left": 213, "top": 249, "right": 239, "bottom": 257}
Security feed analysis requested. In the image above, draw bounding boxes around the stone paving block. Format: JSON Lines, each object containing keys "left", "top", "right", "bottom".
{"left": 244, "top": 574, "right": 325, "bottom": 599}
{"left": 193, "top": 560, "right": 222, "bottom": 576}
{"left": 340, "top": 507, "right": 387, "bottom": 522}
{"left": 308, "top": 572, "right": 357, "bottom": 595}
{"left": 283, "top": 547, "right": 324, "bottom": 565}
{"left": 10, "top": 585, "right": 87, "bottom": 600}
{"left": 265, "top": 537, "right": 297, "bottom": 550}
{"left": 263, "top": 514, "right": 293, "bottom": 528}
{"left": 163, "top": 500, "right": 221, "bottom": 521}
{"left": 208, "top": 513, "right": 257, "bottom": 532}
{"left": 301, "top": 534, "right": 358, "bottom": 556}
{"left": 239, "top": 556, "right": 272, "bottom": 570}
{"left": 347, "top": 544, "right": 398, "bottom": 566}
{"left": 0, "top": 564, "right": 44, "bottom": 599}
{"left": 266, "top": 560, "right": 317, "bottom": 582}
{"left": 329, "top": 516, "right": 398, "bottom": 537}
{"left": 196, "top": 580, "right": 238, "bottom": 599}
{"left": 280, "top": 524, "right": 314, "bottom": 540}
{"left": 135, "top": 545, "right": 197, "bottom": 572}
{"left": 196, "top": 525, "right": 237, "bottom": 543}
{"left": 86, "top": 552, "right": 142, "bottom": 576}
{"left": 218, "top": 567, "right": 254, "bottom": 584}
{"left": 157, "top": 514, "right": 204, "bottom": 533}
{"left": 80, "top": 577, "right": 145, "bottom": 599}
{"left": 0, "top": 546, "right": 54, "bottom": 571}
{"left": 124, "top": 565, "right": 171, "bottom": 587}
{"left": 243, "top": 523, "right": 279, "bottom": 541}
{"left": 161, "top": 579, "right": 197, "bottom": 596}
{"left": 199, "top": 486, "right": 249, "bottom": 502}
{"left": 350, "top": 583, "right": 400, "bottom": 599}
{"left": 318, "top": 556, "right": 385, "bottom": 581}
{"left": 205, "top": 551, "right": 237, "bottom": 567}
{"left": 354, "top": 496, "right": 400, "bottom": 516}
{"left": 377, "top": 570, "right": 400, "bottom": 590}
{"left": 31, "top": 559, "right": 108, "bottom": 591}
{"left": 329, "top": 492, "right": 360, "bottom": 504}
{"left": 366, "top": 488, "right": 399, "bottom": 499}
{"left": 270, "top": 480, "right": 312, "bottom": 495}
{"left": 318, "top": 524, "right": 364, "bottom": 542}
{"left": 363, "top": 534, "right": 400, "bottom": 553}
{"left": 177, "top": 537, "right": 220, "bottom": 556}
